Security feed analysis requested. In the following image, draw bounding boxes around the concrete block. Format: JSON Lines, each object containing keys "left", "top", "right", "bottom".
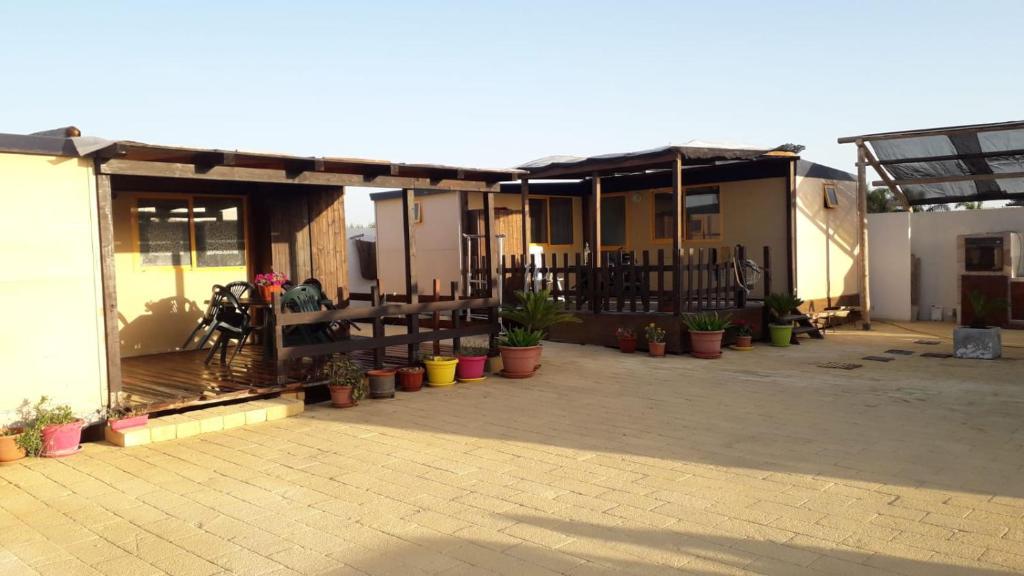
{"left": 104, "top": 424, "right": 151, "bottom": 447}
{"left": 244, "top": 407, "right": 267, "bottom": 425}
{"left": 220, "top": 408, "right": 246, "bottom": 429}
{"left": 164, "top": 415, "right": 201, "bottom": 439}
{"left": 254, "top": 398, "right": 304, "bottom": 420}
{"left": 953, "top": 326, "right": 1002, "bottom": 359}
{"left": 146, "top": 419, "right": 178, "bottom": 443}
{"left": 194, "top": 413, "right": 224, "bottom": 434}
{"left": 278, "top": 390, "right": 305, "bottom": 401}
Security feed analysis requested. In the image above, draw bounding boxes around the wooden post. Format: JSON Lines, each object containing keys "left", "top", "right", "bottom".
{"left": 371, "top": 284, "right": 384, "bottom": 368}
{"left": 671, "top": 154, "right": 683, "bottom": 315}
{"left": 402, "top": 189, "right": 420, "bottom": 362}
{"left": 95, "top": 172, "right": 122, "bottom": 405}
{"left": 590, "top": 174, "right": 602, "bottom": 256}
{"left": 856, "top": 141, "right": 872, "bottom": 330}
{"left": 432, "top": 279, "right": 441, "bottom": 356}
{"left": 450, "top": 281, "right": 462, "bottom": 352}
{"left": 736, "top": 244, "right": 748, "bottom": 309}
{"left": 483, "top": 191, "right": 498, "bottom": 354}
{"left": 520, "top": 179, "right": 530, "bottom": 261}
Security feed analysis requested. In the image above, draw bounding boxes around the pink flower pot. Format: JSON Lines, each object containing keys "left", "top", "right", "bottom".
{"left": 41, "top": 420, "right": 84, "bottom": 458}
{"left": 456, "top": 355, "right": 487, "bottom": 380}
{"left": 689, "top": 330, "right": 725, "bottom": 359}
{"left": 109, "top": 414, "right": 149, "bottom": 431}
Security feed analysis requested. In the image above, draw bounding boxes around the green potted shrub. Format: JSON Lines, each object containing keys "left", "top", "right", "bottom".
{"left": 325, "top": 355, "right": 366, "bottom": 408}
{"left": 765, "top": 293, "right": 804, "bottom": 347}
{"left": 17, "top": 396, "right": 83, "bottom": 458}
{"left": 682, "top": 312, "right": 731, "bottom": 359}
{"left": 644, "top": 323, "right": 666, "bottom": 357}
{"left": 731, "top": 320, "right": 754, "bottom": 350}
{"left": 456, "top": 344, "right": 490, "bottom": 381}
{"left": 106, "top": 403, "right": 150, "bottom": 431}
{"left": 0, "top": 424, "right": 26, "bottom": 463}
{"left": 499, "top": 289, "right": 581, "bottom": 378}
{"left": 954, "top": 291, "right": 1006, "bottom": 359}
{"left": 615, "top": 327, "right": 637, "bottom": 353}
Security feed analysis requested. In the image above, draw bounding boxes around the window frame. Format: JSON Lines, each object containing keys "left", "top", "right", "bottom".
{"left": 684, "top": 186, "right": 722, "bottom": 243}
{"left": 526, "top": 195, "right": 576, "bottom": 247}
{"left": 599, "top": 193, "right": 629, "bottom": 250}
{"left": 131, "top": 193, "right": 249, "bottom": 272}
{"left": 823, "top": 183, "right": 840, "bottom": 209}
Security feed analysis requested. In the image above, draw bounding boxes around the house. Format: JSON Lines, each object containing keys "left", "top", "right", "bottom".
{"left": 371, "top": 142, "right": 861, "bottom": 349}
{"left": 0, "top": 127, "right": 515, "bottom": 425}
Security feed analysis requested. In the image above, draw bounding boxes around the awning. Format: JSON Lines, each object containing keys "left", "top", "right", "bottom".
{"left": 839, "top": 120, "right": 1024, "bottom": 206}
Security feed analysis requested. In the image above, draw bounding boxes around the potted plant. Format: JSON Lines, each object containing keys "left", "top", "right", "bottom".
{"left": 615, "top": 327, "right": 637, "bottom": 353}
{"left": 731, "top": 320, "right": 753, "bottom": 350}
{"left": 644, "top": 323, "right": 666, "bottom": 357}
{"left": 765, "top": 292, "right": 804, "bottom": 347}
{"left": 366, "top": 368, "right": 397, "bottom": 398}
{"left": 499, "top": 289, "right": 581, "bottom": 378}
{"left": 954, "top": 291, "right": 1006, "bottom": 359}
{"left": 683, "top": 312, "right": 732, "bottom": 359}
{"left": 325, "top": 355, "right": 366, "bottom": 408}
{"left": 423, "top": 356, "right": 459, "bottom": 386}
{"left": 106, "top": 403, "right": 150, "bottom": 431}
{"left": 254, "top": 272, "right": 289, "bottom": 301}
{"left": 0, "top": 425, "right": 26, "bottom": 463}
{"left": 456, "top": 345, "right": 489, "bottom": 381}
{"left": 17, "top": 396, "right": 83, "bottom": 458}
{"left": 397, "top": 366, "right": 424, "bottom": 392}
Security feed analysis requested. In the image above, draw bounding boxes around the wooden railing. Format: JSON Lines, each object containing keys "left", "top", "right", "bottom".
{"left": 496, "top": 244, "right": 772, "bottom": 315}
{"left": 272, "top": 281, "right": 498, "bottom": 383}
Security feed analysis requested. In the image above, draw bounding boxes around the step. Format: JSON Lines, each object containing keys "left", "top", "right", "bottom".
{"left": 104, "top": 394, "right": 305, "bottom": 448}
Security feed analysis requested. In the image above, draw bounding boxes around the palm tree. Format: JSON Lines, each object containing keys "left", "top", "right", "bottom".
{"left": 867, "top": 188, "right": 895, "bottom": 213}
{"left": 956, "top": 201, "right": 983, "bottom": 210}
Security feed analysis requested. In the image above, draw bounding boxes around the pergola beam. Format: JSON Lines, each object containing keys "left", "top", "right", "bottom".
{"left": 859, "top": 144, "right": 911, "bottom": 211}
{"left": 838, "top": 119, "right": 1024, "bottom": 144}
{"left": 868, "top": 147, "right": 1024, "bottom": 166}
{"left": 871, "top": 170, "right": 1024, "bottom": 187}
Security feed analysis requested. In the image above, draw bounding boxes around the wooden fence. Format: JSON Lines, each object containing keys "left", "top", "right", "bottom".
{"left": 496, "top": 244, "right": 772, "bottom": 315}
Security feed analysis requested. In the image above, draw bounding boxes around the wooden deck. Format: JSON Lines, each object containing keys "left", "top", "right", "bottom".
{"left": 121, "top": 341, "right": 456, "bottom": 412}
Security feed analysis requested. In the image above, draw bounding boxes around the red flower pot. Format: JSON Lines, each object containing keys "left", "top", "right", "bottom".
{"left": 689, "top": 330, "right": 725, "bottom": 359}
{"left": 109, "top": 414, "right": 149, "bottom": 431}
{"left": 456, "top": 355, "right": 487, "bottom": 380}
{"left": 41, "top": 420, "right": 84, "bottom": 458}
{"left": 618, "top": 337, "right": 637, "bottom": 353}
{"left": 648, "top": 341, "right": 666, "bottom": 357}
{"left": 329, "top": 385, "right": 357, "bottom": 408}
{"left": 498, "top": 345, "right": 542, "bottom": 378}
{"left": 397, "top": 367, "right": 424, "bottom": 392}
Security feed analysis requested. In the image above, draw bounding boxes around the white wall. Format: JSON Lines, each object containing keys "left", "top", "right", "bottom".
{"left": 374, "top": 192, "right": 462, "bottom": 297}
{"left": 868, "top": 207, "right": 1024, "bottom": 321}
{"left": 866, "top": 212, "right": 912, "bottom": 321}
{"left": 795, "top": 176, "right": 860, "bottom": 307}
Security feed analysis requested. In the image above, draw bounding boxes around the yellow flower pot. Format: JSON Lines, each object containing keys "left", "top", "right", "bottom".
{"left": 423, "top": 356, "right": 458, "bottom": 386}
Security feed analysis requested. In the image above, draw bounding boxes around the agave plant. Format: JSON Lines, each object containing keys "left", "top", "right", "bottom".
{"left": 682, "top": 311, "right": 732, "bottom": 332}
{"left": 499, "top": 327, "right": 544, "bottom": 347}
{"left": 966, "top": 290, "right": 1007, "bottom": 329}
{"left": 500, "top": 290, "right": 580, "bottom": 336}
{"left": 765, "top": 292, "right": 804, "bottom": 324}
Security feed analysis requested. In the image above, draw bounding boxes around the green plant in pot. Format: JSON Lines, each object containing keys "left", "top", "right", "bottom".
{"left": 644, "top": 323, "right": 667, "bottom": 357}
{"left": 730, "top": 320, "right": 754, "bottom": 350}
{"left": 615, "top": 327, "right": 637, "bottom": 353}
{"left": 954, "top": 291, "right": 1006, "bottom": 359}
{"left": 683, "top": 312, "right": 731, "bottom": 359}
{"left": 456, "top": 344, "right": 490, "bottom": 381}
{"left": 325, "top": 355, "right": 366, "bottom": 408}
{"left": 17, "top": 396, "right": 83, "bottom": 458}
{"left": 765, "top": 292, "right": 804, "bottom": 347}
{"left": 499, "top": 289, "right": 580, "bottom": 378}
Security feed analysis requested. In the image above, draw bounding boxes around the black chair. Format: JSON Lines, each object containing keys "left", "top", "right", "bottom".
{"left": 224, "top": 281, "right": 255, "bottom": 308}
{"left": 181, "top": 284, "right": 227, "bottom": 350}
{"left": 203, "top": 290, "right": 254, "bottom": 366}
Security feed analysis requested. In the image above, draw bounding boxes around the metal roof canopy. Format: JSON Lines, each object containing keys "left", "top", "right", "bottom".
{"left": 839, "top": 120, "right": 1024, "bottom": 207}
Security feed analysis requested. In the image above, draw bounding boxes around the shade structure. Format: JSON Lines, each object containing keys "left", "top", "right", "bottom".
{"left": 840, "top": 120, "right": 1024, "bottom": 206}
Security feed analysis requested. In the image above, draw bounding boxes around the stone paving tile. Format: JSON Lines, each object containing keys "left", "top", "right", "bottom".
{"left": 1, "top": 326, "right": 1024, "bottom": 574}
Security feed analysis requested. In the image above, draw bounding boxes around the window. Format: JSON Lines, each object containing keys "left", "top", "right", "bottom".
{"left": 686, "top": 187, "right": 721, "bottom": 241}
{"left": 528, "top": 198, "right": 548, "bottom": 244}
{"left": 601, "top": 195, "right": 627, "bottom": 246}
{"left": 824, "top": 184, "right": 839, "bottom": 209}
{"left": 137, "top": 198, "right": 192, "bottom": 266}
{"left": 549, "top": 197, "right": 573, "bottom": 245}
{"left": 194, "top": 197, "right": 246, "bottom": 267}
{"left": 652, "top": 192, "right": 673, "bottom": 240}
{"left": 136, "top": 195, "right": 246, "bottom": 268}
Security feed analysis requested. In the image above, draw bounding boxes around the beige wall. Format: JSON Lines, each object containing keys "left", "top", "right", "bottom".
{"left": 112, "top": 192, "right": 250, "bottom": 357}
{"left": 794, "top": 176, "right": 860, "bottom": 307}
{"left": 0, "top": 153, "right": 107, "bottom": 424}
{"left": 375, "top": 192, "right": 462, "bottom": 297}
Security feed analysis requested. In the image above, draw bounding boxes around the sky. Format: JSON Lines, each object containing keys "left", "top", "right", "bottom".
{"left": 2, "top": 1, "right": 1022, "bottom": 224}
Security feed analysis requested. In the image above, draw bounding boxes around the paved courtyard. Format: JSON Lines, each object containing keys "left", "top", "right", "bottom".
{"left": 1, "top": 323, "right": 1023, "bottom": 575}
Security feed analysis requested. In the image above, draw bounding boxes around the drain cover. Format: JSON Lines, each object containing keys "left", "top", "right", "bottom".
{"left": 862, "top": 355, "right": 894, "bottom": 362}
{"left": 921, "top": 352, "right": 953, "bottom": 358}
{"left": 884, "top": 349, "right": 914, "bottom": 356}
{"left": 818, "top": 362, "right": 862, "bottom": 370}
{"left": 914, "top": 339, "right": 942, "bottom": 345}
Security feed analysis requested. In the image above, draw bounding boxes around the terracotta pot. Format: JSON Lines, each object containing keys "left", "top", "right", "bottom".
{"left": 367, "top": 369, "right": 396, "bottom": 399}
{"left": 108, "top": 414, "right": 149, "bottom": 431}
{"left": 498, "top": 345, "right": 542, "bottom": 377}
{"left": 618, "top": 337, "right": 637, "bottom": 353}
{"left": 735, "top": 335, "right": 753, "bottom": 349}
{"left": 329, "top": 385, "right": 357, "bottom": 408}
{"left": 0, "top": 429, "right": 26, "bottom": 463}
{"left": 423, "top": 356, "right": 458, "bottom": 386}
{"left": 648, "top": 341, "right": 666, "bottom": 357}
{"left": 397, "top": 367, "right": 424, "bottom": 392}
{"left": 456, "top": 355, "right": 487, "bottom": 380}
{"left": 41, "top": 420, "right": 84, "bottom": 458}
{"left": 689, "top": 330, "right": 725, "bottom": 359}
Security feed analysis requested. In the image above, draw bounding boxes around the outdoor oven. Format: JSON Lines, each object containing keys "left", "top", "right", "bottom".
{"left": 958, "top": 232, "right": 1024, "bottom": 327}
